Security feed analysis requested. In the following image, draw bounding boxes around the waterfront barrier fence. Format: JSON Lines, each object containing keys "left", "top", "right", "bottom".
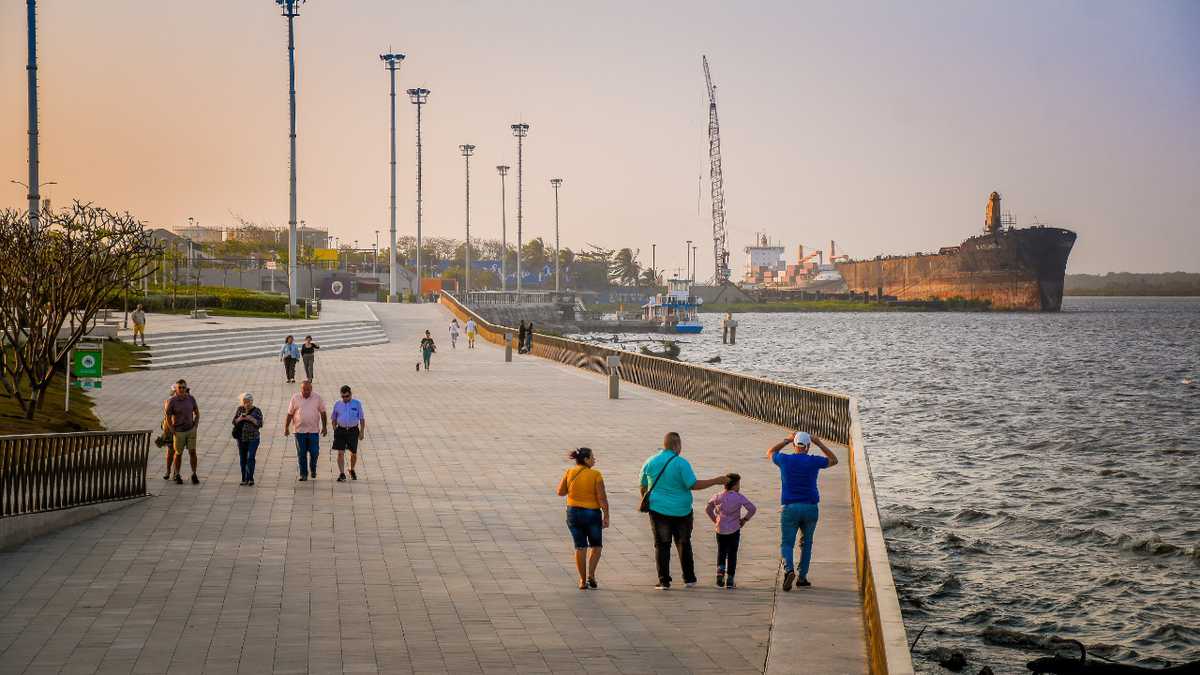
{"left": 441, "top": 290, "right": 913, "bottom": 674}
{"left": 0, "top": 430, "right": 150, "bottom": 518}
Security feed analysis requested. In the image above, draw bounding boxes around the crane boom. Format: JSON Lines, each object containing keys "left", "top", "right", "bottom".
{"left": 703, "top": 55, "right": 731, "bottom": 284}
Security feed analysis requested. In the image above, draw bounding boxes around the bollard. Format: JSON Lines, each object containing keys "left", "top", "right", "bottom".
{"left": 607, "top": 355, "right": 620, "bottom": 399}
{"left": 505, "top": 332, "right": 513, "bottom": 362}
{"left": 728, "top": 321, "right": 737, "bottom": 345}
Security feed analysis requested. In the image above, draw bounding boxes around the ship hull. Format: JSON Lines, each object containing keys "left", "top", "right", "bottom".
{"left": 835, "top": 227, "right": 1076, "bottom": 311}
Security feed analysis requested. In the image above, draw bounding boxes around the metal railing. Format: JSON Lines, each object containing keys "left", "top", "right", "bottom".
{"left": 463, "top": 290, "right": 576, "bottom": 307}
{"left": 442, "top": 291, "right": 851, "bottom": 444}
{"left": 0, "top": 430, "right": 151, "bottom": 518}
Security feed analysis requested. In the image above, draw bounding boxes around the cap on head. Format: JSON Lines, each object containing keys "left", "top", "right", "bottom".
{"left": 241, "top": 392, "right": 254, "bottom": 402}
{"left": 793, "top": 431, "right": 812, "bottom": 448}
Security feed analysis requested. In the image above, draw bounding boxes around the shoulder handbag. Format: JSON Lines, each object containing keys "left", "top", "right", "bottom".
{"left": 637, "top": 454, "right": 678, "bottom": 513}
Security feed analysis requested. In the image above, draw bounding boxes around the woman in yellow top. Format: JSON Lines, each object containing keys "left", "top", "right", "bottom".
{"left": 556, "top": 447, "right": 610, "bottom": 590}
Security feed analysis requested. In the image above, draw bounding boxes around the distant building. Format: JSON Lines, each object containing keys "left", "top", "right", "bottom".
{"left": 743, "top": 233, "right": 785, "bottom": 287}
{"left": 172, "top": 224, "right": 224, "bottom": 243}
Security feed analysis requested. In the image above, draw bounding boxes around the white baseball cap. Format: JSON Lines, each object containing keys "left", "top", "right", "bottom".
{"left": 793, "top": 431, "right": 812, "bottom": 447}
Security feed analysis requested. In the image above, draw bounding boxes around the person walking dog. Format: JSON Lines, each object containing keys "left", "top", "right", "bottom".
{"left": 419, "top": 331, "right": 437, "bottom": 371}
{"left": 767, "top": 431, "right": 839, "bottom": 590}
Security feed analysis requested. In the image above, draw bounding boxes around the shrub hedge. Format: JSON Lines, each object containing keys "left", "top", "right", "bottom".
{"left": 110, "top": 287, "right": 288, "bottom": 314}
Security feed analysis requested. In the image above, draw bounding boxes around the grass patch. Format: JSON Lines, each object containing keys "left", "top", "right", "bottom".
{"left": 104, "top": 340, "right": 150, "bottom": 374}
{"left": 0, "top": 371, "right": 103, "bottom": 435}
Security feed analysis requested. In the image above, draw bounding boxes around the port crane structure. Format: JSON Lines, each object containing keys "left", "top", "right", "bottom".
{"left": 703, "top": 55, "right": 732, "bottom": 284}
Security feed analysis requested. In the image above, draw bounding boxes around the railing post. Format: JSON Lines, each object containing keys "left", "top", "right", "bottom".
{"left": 607, "top": 355, "right": 620, "bottom": 399}
{"left": 505, "top": 332, "right": 513, "bottom": 362}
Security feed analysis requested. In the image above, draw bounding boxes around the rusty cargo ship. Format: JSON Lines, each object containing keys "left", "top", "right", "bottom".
{"left": 836, "top": 192, "right": 1076, "bottom": 310}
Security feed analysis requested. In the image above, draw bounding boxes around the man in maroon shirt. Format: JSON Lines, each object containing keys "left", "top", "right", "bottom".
{"left": 163, "top": 379, "right": 201, "bottom": 485}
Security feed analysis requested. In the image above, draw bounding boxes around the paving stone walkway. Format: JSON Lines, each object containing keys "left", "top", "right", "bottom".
{"left": 0, "top": 302, "right": 865, "bottom": 674}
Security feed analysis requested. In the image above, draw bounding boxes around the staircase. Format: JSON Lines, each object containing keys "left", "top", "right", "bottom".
{"left": 138, "top": 321, "right": 388, "bottom": 370}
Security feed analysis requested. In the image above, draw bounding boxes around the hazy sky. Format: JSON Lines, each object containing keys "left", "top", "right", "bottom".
{"left": 2, "top": 1, "right": 1197, "bottom": 276}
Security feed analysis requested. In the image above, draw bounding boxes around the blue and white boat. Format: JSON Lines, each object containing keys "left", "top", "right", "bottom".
{"left": 643, "top": 278, "right": 704, "bottom": 333}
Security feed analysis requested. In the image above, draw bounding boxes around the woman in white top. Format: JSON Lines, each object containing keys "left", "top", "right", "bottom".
{"left": 448, "top": 319, "right": 461, "bottom": 349}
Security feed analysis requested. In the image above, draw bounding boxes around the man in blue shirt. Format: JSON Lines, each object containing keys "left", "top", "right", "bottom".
{"left": 331, "top": 385, "right": 367, "bottom": 482}
{"left": 639, "top": 432, "right": 729, "bottom": 589}
{"left": 767, "top": 431, "right": 839, "bottom": 591}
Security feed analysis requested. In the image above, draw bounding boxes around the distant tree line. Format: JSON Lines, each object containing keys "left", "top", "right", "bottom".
{"left": 1064, "top": 272, "right": 1200, "bottom": 296}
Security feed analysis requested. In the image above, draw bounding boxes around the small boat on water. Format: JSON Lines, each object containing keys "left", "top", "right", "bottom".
{"left": 642, "top": 278, "right": 704, "bottom": 333}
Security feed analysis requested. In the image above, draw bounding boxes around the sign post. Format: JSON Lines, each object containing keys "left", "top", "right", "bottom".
{"left": 72, "top": 342, "right": 104, "bottom": 392}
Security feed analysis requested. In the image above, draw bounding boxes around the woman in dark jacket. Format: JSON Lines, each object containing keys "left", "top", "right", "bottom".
{"left": 517, "top": 321, "right": 528, "bottom": 354}
{"left": 232, "top": 392, "right": 264, "bottom": 486}
{"left": 300, "top": 335, "right": 320, "bottom": 381}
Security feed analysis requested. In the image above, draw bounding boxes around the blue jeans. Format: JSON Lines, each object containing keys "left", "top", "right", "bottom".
{"left": 566, "top": 507, "right": 603, "bottom": 549}
{"left": 237, "top": 438, "right": 259, "bottom": 482}
{"left": 780, "top": 502, "right": 820, "bottom": 577}
{"left": 295, "top": 433, "right": 320, "bottom": 478}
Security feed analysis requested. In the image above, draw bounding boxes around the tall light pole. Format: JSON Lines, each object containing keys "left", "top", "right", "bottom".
{"left": 380, "top": 51, "right": 405, "bottom": 301}
{"left": 511, "top": 123, "right": 529, "bottom": 297}
{"left": 459, "top": 144, "right": 475, "bottom": 294}
{"left": 408, "top": 87, "right": 430, "bottom": 300}
{"left": 651, "top": 243, "right": 656, "bottom": 286}
{"left": 25, "top": 0, "right": 41, "bottom": 232}
{"left": 373, "top": 229, "right": 379, "bottom": 277}
{"left": 496, "top": 165, "right": 510, "bottom": 291}
{"left": 550, "top": 178, "right": 563, "bottom": 292}
{"left": 275, "top": 0, "right": 305, "bottom": 310}
{"left": 692, "top": 245, "right": 698, "bottom": 284}
{"left": 685, "top": 239, "right": 692, "bottom": 281}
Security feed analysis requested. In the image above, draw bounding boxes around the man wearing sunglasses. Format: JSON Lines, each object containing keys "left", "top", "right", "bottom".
{"left": 331, "top": 385, "right": 366, "bottom": 482}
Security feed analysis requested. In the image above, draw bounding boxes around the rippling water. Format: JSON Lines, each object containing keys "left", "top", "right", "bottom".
{"left": 574, "top": 297, "right": 1200, "bottom": 673}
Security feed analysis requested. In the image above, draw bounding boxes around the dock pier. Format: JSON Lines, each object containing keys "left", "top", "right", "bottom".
{"left": 0, "top": 297, "right": 911, "bottom": 674}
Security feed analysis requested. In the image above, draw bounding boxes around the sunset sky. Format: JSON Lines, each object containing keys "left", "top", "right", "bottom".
{"left": 1, "top": 1, "right": 1197, "bottom": 276}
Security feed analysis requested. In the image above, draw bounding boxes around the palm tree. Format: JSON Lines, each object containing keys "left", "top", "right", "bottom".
{"left": 611, "top": 248, "right": 640, "bottom": 286}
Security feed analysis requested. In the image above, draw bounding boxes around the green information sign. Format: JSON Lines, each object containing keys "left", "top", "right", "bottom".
{"left": 72, "top": 347, "right": 103, "bottom": 389}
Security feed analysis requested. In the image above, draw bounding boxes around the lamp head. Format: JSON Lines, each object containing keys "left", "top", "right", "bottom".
{"left": 550, "top": 178, "right": 563, "bottom": 188}
{"left": 459, "top": 144, "right": 476, "bottom": 156}
{"left": 275, "top": 0, "right": 305, "bottom": 16}
{"left": 496, "top": 165, "right": 510, "bottom": 176}
{"left": 511, "top": 123, "right": 530, "bottom": 137}
{"left": 406, "top": 87, "right": 431, "bottom": 103}
{"left": 379, "top": 52, "right": 406, "bottom": 66}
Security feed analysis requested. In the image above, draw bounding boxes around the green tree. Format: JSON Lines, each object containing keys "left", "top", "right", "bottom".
{"left": 611, "top": 248, "right": 641, "bottom": 286}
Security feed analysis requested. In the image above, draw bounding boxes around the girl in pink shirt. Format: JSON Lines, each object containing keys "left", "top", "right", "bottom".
{"left": 705, "top": 473, "right": 756, "bottom": 588}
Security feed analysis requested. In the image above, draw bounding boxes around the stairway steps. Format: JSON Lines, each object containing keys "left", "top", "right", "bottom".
{"left": 139, "top": 336, "right": 390, "bottom": 370}
{"left": 146, "top": 325, "right": 386, "bottom": 356}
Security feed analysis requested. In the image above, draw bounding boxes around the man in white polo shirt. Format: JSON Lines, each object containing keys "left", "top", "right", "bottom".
{"left": 331, "top": 384, "right": 366, "bottom": 482}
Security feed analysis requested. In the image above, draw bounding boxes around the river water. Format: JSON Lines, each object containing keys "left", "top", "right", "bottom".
{"left": 574, "top": 297, "right": 1199, "bottom": 673}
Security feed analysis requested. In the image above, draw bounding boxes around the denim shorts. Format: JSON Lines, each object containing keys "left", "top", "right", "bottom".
{"left": 566, "top": 507, "right": 603, "bottom": 549}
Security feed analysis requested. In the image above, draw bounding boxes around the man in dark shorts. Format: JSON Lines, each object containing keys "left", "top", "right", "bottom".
{"left": 331, "top": 385, "right": 366, "bottom": 482}
{"left": 163, "top": 379, "right": 201, "bottom": 485}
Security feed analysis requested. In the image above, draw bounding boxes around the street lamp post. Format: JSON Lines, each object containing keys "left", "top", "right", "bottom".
{"left": 409, "top": 87, "right": 431, "bottom": 300}
{"left": 685, "top": 239, "right": 692, "bottom": 281}
{"left": 275, "top": 0, "right": 306, "bottom": 311}
{"left": 692, "top": 245, "right": 698, "bottom": 284}
{"left": 373, "top": 229, "right": 379, "bottom": 277}
{"left": 496, "top": 165, "right": 510, "bottom": 291}
{"left": 459, "top": 144, "right": 475, "bottom": 294}
{"left": 25, "top": 0, "right": 40, "bottom": 232}
{"left": 510, "top": 123, "right": 529, "bottom": 298}
{"left": 651, "top": 243, "right": 656, "bottom": 287}
{"left": 550, "top": 178, "right": 563, "bottom": 292}
{"left": 379, "top": 51, "right": 404, "bottom": 301}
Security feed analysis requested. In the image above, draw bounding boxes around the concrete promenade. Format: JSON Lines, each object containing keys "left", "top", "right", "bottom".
{"left": 0, "top": 302, "right": 866, "bottom": 674}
